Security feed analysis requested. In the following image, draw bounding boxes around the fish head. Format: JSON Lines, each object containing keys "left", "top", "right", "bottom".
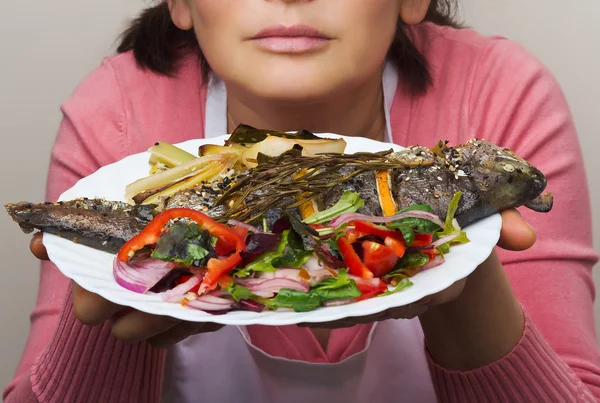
{"left": 457, "top": 139, "right": 551, "bottom": 212}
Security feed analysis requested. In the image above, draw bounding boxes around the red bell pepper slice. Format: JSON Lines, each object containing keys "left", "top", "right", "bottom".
{"left": 354, "top": 221, "right": 404, "bottom": 241}
{"left": 337, "top": 235, "right": 374, "bottom": 279}
{"left": 343, "top": 229, "right": 361, "bottom": 244}
{"left": 118, "top": 208, "right": 246, "bottom": 262}
{"left": 215, "top": 226, "right": 249, "bottom": 256}
{"left": 384, "top": 236, "right": 406, "bottom": 258}
{"left": 421, "top": 248, "right": 440, "bottom": 260}
{"left": 200, "top": 252, "right": 242, "bottom": 293}
{"left": 217, "top": 274, "right": 234, "bottom": 290}
{"left": 361, "top": 241, "right": 398, "bottom": 278}
{"left": 356, "top": 279, "right": 388, "bottom": 301}
{"left": 118, "top": 208, "right": 247, "bottom": 294}
{"left": 411, "top": 233, "right": 434, "bottom": 247}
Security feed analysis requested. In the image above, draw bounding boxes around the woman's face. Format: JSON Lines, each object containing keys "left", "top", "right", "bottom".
{"left": 171, "top": 0, "right": 406, "bottom": 101}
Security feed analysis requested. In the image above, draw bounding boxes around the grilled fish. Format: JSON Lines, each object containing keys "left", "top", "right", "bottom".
{"left": 5, "top": 138, "right": 553, "bottom": 254}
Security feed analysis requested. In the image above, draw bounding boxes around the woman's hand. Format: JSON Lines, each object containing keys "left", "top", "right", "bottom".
{"left": 30, "top": 233, "right": 223, "bottom": 348}
{"left": 300, "top": 208, "right": 536, "bottom": 330}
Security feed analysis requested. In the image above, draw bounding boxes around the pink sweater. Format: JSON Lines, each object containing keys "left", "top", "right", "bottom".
{"left": 4, "top": 23, "right": 600, "bottom": 402}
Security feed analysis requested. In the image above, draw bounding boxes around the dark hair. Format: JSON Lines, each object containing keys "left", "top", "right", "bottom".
{"left": 117, "top": 1, "right": 460, "bottom": 94}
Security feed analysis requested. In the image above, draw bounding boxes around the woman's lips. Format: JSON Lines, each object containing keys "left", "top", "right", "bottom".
{"left": 250, "top": 24, "right": 332, "bottom": 54}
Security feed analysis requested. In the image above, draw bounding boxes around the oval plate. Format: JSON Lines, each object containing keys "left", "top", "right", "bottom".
{"left": 44, "top": 134, "right": 501, "bottom": 326}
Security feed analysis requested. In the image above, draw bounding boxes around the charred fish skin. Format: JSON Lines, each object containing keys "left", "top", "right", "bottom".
{"left": 159, "top": 171, "right": 248, "bottom": 218}
{"left": 4, "top": 199, "right": 156, "bottom": 254}
{"left": 389, "top": 139, "right": 550, "bottom": 227}
{"left": 389, "top": 146, "right": 483, "bottom": 226}
{"left": 321, "top": 167, "right": 384, "bottom": 217}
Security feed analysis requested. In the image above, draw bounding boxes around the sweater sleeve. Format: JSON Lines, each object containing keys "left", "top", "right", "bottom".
{"left": 2, "top": 59, "right": 166, "bottom": 403}
{"left": 426, "top": 38, "right": 600, "bottom": 402}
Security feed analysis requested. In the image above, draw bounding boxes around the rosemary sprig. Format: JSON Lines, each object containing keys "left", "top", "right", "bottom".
{"left": 214, "top": 149, "right": 421, "bottom": 224}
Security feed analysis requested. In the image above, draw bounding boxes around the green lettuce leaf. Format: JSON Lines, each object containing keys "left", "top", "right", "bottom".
{"left": 225, "top": 283, "right": 255, "bottom": 302}
{"left": 377, "top": 274, "right": 413, "bottom": 297}
{"left": 436, "top": 191, "right": 470, "bottom": 246}
{"left": 302, "top": 190, "right": 364, "bottom": 225}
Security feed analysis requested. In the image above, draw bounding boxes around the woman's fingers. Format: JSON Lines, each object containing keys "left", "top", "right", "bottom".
{"left": 109, "top": 309, "right": 181, "bottom": 343}
{"left": 72, "top": 281, "right": 123, "bottom": 326}
{"left": 30, "top": 233, "right": 49, "bottom": 261}
{"left": 420, "top": 277, "right": 467, "bottom": 306}
{"left": 71, "top": 281, "right": 224, "bottom": 345}
{"left": 147, "top": 321, "right": 224, "bottom": 348}
{"left": 497, "top": 209, "right": 537, "bottom": 251}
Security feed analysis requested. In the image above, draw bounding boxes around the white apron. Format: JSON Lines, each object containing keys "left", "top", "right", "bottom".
{"left": 161, "top": 321, "right": 436, "bottom": 403}
{"left": 161, "top": 63, "right": 436, "bottom": 403}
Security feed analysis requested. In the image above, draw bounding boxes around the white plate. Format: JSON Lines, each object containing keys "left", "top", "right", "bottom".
{"left": 43, "top": 134, "right": 501, "bottom": 326}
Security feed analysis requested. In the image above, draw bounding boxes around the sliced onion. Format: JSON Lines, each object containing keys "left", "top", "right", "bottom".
{"left": 324, "top": 298, "right": 357, "bottom": 307}
{"left": 421, "top": 256, "right": 445, "bottom": 271}
{"left": 329, "top": 211, "right": 444, "bottom": 229}
{"left": 113, "top": 257, "right": 175, "bottom": 294}
{"left": 227, "top": 220, "right": 263, "bottom": 234}
{"left": 251, "top": 290, "right": 277, "bottom": 298}
{"left": 237, "top": 277, "right": 309, "bottom": 293}
{"left": 162, "top": 274, "right": 203, "bottom": 302}
{"left": 257, "top": 269, "right": 306, "bottom": 281}
{"left": 348, "top": 274, "right": 380, "bottom": 286}
{"left": 236, "top": 278, "right": 309, "bottom": 299}
{"left": 303, "top": 256, "right": 325, "bottom": 271}
{"left": 431, "top": 233, "right": 461, "bottom": 247}
{"left": 185, "top": 294, "right": 234, "bottom": 311}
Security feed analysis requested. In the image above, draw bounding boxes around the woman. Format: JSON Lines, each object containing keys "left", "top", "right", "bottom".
{"left": 4, "top": 1, "right": 600, "bottom": 402}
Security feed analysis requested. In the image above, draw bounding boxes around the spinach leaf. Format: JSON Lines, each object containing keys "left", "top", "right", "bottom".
{"left": 151, "top": 222, "right": 213, "bottom": 266}
{"left": 312, "top": 284, "right": 361, "bottom": 303}
{"left": 264, "top": 269, "right": 361, "bottom": 312}
{"left": 263, "top": 289, "right": 323, "bottom": 312}
{"left": 309, "top": 269, "right": 361, "bottom": 303}
{"left": 234, "top": 230, "right": 291, "bottom": 277}
{"left": 386, "top": 204, "right": 441, "bottom": 245}
{"left": 272, "top": 230, "right": 313, "bottom": 268}
{"left": 310, "top": 268, "right": 351, "bottom": 291}
{"left": 384, "top": 252, "right": 430, "bottom": 278}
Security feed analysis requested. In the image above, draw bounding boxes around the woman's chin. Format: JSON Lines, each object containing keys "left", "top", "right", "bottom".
{"left": 234, "top": 74, "right": 350, "bottom": 103}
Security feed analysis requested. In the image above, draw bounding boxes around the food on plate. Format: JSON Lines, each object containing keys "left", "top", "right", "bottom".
{"left": 130, "top": 125, "right": 347, "bottom": 203}
{"left": 5, "top": 129, "right": 553, "bottom": 313}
